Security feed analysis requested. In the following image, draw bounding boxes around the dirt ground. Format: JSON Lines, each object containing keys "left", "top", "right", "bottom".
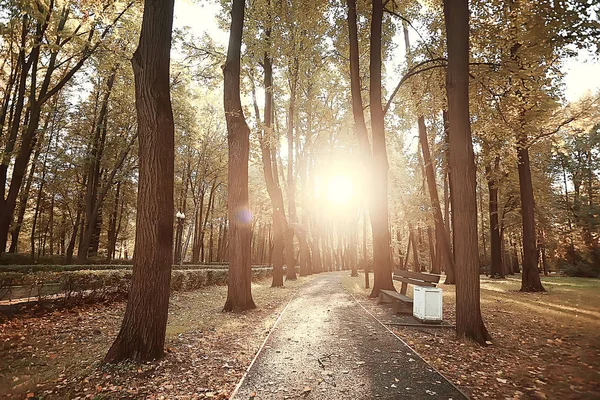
{"left": 0, "top": 276, "right": 313, "bottom": 400}
{"left": 343, "top": 273, "right": 600, "bottom": 400}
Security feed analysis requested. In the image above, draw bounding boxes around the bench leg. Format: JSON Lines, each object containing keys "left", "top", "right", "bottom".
{"left": 378, "top": 292, "right": 393, "bottom": 304}
{"left": 400, "top": 282, "right": 408, "bottom": 295}
{"left": 393, "top": 301, "right": 413, "bottom": 315}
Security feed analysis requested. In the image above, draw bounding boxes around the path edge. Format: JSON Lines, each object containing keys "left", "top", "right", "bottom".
{"left": 229, "top": 285, "right": 303, "bottom": 399}
{"left": 348, "top": 291, "right": 471, "bottom": 399}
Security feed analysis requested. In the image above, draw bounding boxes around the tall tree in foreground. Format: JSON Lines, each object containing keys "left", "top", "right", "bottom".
{"left": 105, "top": 0, "right": 176, "bottom": 362}
{"left": 368, "top": 0, "right": 395, "bottom": 296}
{"left": 443, "top": 0, "right": 491, "bottom": 345}
{"left": 346, "top": 0, "right": 395, "bottom": 298}
{"left": 223, "top": 0, "right": 256, "bottom": 312}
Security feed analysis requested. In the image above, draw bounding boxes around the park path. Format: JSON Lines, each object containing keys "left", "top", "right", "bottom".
{"left": 232, "top": 272, "right": 467, "bottom": 400}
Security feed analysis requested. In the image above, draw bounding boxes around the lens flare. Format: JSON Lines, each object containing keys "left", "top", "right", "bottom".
{"left": 235, "top": 207, "right": 252, "bottom": 224}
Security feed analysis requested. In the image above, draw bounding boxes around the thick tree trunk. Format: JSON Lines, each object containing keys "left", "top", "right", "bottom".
{"left": 443, "top": 0, "right": 491, "bottom": 344}
{"left": 516, "top": 141, "right": 545, "bottom": 291}
{"left": 105, "top": 0, "right": 175, "bottom": 362}
{"left": 222, "top": 0, "right": 256, "bottom": 312}
{"left": 346, "top": 0, "right": 394, "bottom": 297}
{"left": 367, "top": 0, "right": 395, "bottom": 297}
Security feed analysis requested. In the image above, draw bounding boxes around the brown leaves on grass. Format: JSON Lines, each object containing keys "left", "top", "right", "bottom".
{"left": 405, "top": 295, "right": 598, "bottom": 399}
{"left": 344, "top": 274, "right": 600, "bottom": 400}
{"left": 0, "top": 278, "right": 309, "bottom": 399}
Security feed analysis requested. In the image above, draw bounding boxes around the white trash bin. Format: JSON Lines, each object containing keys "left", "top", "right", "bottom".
{"left": 413, "top": 286, "right": 443, "bottom": 324}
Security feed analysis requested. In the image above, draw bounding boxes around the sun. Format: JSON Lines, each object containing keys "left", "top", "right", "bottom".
{"left": 326, "top": 174, "right": 354, "bottom": 206}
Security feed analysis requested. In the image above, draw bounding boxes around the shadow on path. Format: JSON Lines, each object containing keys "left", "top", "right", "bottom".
{"left": 232, "top": 272, "right": 467, "bottom": 399}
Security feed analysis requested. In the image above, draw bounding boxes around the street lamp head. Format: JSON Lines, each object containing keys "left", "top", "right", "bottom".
{"left": 176, "top": 211, "right": 185, "bottom": 219}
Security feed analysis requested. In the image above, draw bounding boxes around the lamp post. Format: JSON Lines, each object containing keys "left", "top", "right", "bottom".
{"left": 175, "top": 211, "right": 185, "bottom": 265}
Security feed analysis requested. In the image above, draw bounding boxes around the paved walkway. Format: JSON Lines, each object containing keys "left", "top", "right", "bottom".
{"left": 232, "top": 272, "right": 467, "bottom": 399}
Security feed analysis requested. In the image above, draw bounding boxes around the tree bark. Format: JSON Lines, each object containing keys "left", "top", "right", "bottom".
{"left": 363, "top": 210, "right": 369, "bottom": 288}
{"left": 107, "top": 182, "right": 121, "bottom": 262}
{"left": 78, "top": 70, "right": 117, "bottom": 262}
{"left": 516, "top": 139, "right": 545, "bottom": 291}
{"left": 105, "top": 0, "right": 175, "bottom": 362}
{"left": 418, "top": 116, "right": 455, "bottom": 276}
{"left": 346, "top": 0, "right": 394, "bottom": 297}
{"left": 442, "top": 110, "right": 456, "bottom": 284}
{"left": 252, "top": 46, "right": 287, "bottom": 287}
{"left": 443, "top": 0, "right": 491, "bottom": 344}
{"left": 486, "top": 160, "right": 504, "bottom": 278}
{"left": 285, "top": 56, "right": 299, "bottom": 281}
{"left": 222, "top": 0, "right": 256, "bottom": 312}
{"left": 9, "top": 142, "right": 41, "bottom": 253}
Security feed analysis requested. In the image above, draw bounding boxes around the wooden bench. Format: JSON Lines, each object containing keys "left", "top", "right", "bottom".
{"left": 378, "top": 270, "right": 441, "bottom": 315}
{"left": 378, "top": 289, "right": 414, "bottom": 314}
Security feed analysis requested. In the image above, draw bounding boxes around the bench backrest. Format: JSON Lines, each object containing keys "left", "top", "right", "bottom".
{"left": 393, "top": 269, "right": 441, "bottom": 284}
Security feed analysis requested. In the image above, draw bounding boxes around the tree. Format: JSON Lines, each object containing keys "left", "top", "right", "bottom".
{"left": 223, "top": 0, "right": 256, "bottom": 313}
{"left": 0, "top": 1, "right": 133, "bottom": 254}
{"left": 443, "top": 0, "right": 491, "bottom": 345}
{"left": 346, "top": 0, "right": 395, "bottom": 298}
{"left": 486, "top": 157, "right": 504, "bottom": 278}
{"left": 105, "top": 0, "right": 175, "bottom": 362}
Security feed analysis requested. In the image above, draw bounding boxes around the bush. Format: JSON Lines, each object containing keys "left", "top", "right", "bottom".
{"left": 562, "top": 261, "right": 600, "bottom": 278}
{"left": 0, "top": 263, "right": 270, "bottom": 273}
{"left": 1, "top": 267, "right": 273, "bottom": 306}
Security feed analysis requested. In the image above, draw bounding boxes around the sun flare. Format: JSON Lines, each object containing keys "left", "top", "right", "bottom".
{"left": 325, "top": 174, "right": 354, "bottom": 206}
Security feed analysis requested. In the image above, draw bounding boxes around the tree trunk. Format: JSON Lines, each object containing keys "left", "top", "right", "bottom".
{"left": 539, "top": 230, "right": 549, "bottom": 276}
{"left": 78, "top": 71, "right": 117, "bottom": 262}
{"left": 418, "top": 116, "right": 455, "bottom": 276}
{"left": 363, "top": 210, "right": 369, "bottom": 288}
{"left": 368, "top": 0, "right": 395, "bottom": 296}
{"left": 346, "top": 0, "right": 394, "bottom": 297}
{"left": 107, "top": 182, "right": 121, "bottom": 262}
{"left": 486, "top": 160, "right": 504, "bottom": 278}
{"left": 442, "top": 110, "right": 456, "bottom": 284}
{"left": 253, "top": 46, "right": 286, "bottom": 287}
{"left": 516, "top": 141, "right": 545, "bottom": 291}
{"left": 222, "top": 0, "right": 256, "bottom": 312}
{"left": 443, "top": 0, "right": 491, "bottom": 344}
{"left": 409, "top": 227, "right": 421, "bottom": 272}
{"left": 66, "top": 194, "right": 83, "bottom": 265}
{"left": 285, "top": 56, "right": 299, "bottom": 281}
{"left": 427, "top": 226, "right": 436, "bottom": 273}
{"left": 105, "top": 0, "right": 175, "bottom": 362}
{"left": 192, "top": 189, "right": 205, "bottom": 263}
{"left": 9, "top": 144, "right": 41, "bottom": 253}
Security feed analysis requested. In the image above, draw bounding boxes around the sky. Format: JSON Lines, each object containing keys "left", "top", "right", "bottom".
{"left": 173, "top": 0, "right": 600, "bottom": 103}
